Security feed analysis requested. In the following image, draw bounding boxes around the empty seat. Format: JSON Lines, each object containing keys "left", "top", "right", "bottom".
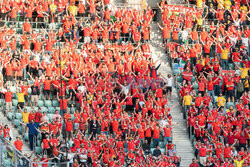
{"left": 48, "top": 107, "right": 55, "bottom": 113}
{"left": 37, "top": 100, "right": 44, "bottom": 108}
{"left": 41, "top": 107, "right": 48, "bottom": 113}
{"left": 45, "top": 100, "right": 52, "bottom": 107}
{"left": 12, "top": 99, "right": 18, "bottom": 106}
{"left": 35, "top": 146, "right": 42, "bottom": 154}
{"left": 52, "top": 100, "right": 59, "bottom": 107}
{"left": 15, "top": 113, "right": 22, "bottom": 120}
{"left": 226, "top": 102, "right": 234, "bottom": 109}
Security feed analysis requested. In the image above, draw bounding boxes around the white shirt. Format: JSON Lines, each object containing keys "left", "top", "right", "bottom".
{"left": 97, "top": 43, "right": 104, "bottom": 51}
{"left": 33, "top": 53, "right": 40, "bottom": 62}
{"left": 166, "top": 77, "right": 173, "bottom": 87}
{"left": 241, "top": 37, "right": 248, "bottom": 47}
{"left": 78, "top": 85, "right": 86, "bottom": 93}
{"left": 181, "top": 30, "right": 189, "bottom": 39}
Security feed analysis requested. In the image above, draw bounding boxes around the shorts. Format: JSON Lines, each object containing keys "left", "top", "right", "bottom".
{"left": 31, "top": 95, "right": 39, "bottom": 102}
{"left": 52, "top": 87, "right": 58, "bottom": 96}
{"left": 69, "top": 89, "right": 76, "bottom": 97}
{"left": 6, "top": 102, "right": 12, "bottom": 111}
{"left": 227, "top": 90, "right": 234, "bottom": 98}
{"left": 24, "top": 95, "right": 28, "bottom": 102}
{"left": 6, "top": 75, "right": 12, "bottom": 81}
{"left": 16, "top": 76, "right": 23, "bottom": 81}
{"left": 166, "top": 86, "right": 172, "bottom": 93}
{"left": 43, "top": 90, "right": 51, "bottom": 96}
{"left": 18, "top": 102, "right": 24, "bottom": 109}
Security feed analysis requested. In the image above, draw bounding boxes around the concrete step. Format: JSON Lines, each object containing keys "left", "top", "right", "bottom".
{"left": 0, "top": 111, "right": 32, "bottom": 155}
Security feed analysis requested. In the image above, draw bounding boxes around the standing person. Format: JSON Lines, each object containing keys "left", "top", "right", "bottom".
{"left": 183, "top": 91, "right": 192, "bottom": 119}
{"left": 4, "top": 88, "right": 13, "bottom": 114}
{"left": 165, "top": 74, "right": 173, "bottom": 101}
{"left": 26, "top": 120, "right": 39, "bottom": 150}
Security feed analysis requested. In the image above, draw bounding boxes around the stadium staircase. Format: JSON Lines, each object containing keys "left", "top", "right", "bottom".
{"left": 0, "top": 106, "right": 33, "bottom": 154}
{"left": 150, "top": 22, "right": 194, "bottom": 166}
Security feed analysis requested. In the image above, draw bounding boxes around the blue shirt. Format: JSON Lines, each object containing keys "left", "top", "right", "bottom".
{"left": 27, "top": 123, "right": 39, "bottom": 135}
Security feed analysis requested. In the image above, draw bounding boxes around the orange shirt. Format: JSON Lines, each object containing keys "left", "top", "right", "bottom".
{"left": 153, "top": 129, "right": 160, "bottom": 139}
{"left": 5, "top": 92, "right": 13, "bottom": 102}
{"left": 14, "top": 140, "right": 23, "bottom": 151}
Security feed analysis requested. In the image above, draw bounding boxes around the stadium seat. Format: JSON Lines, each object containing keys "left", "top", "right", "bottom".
{"left": 14, "top": 119, "right": 20, "bottom": 127}
{"left": 176, "top": 76, "right": 183, "bottom": 82}
{"left": 37, "top": 139, "right": 41, "bottom": 146}
{"left": 0, "top": 99, "right": 4, "bottom": 107}
{"left": 193, "top": 83, "right": 199, "bottom": 89}
{"left": 12, "top": 99, "right": 18, "bottom": 106}
{"left": 15, "top": 113, "right": 22, "bottom": 120}
{"left": 191, "top": 76, "right": 196, "bottom": 82}
{"left": 48, "top": 114, "right": 53, "bottom": 122}
{"left": 24, "top": 133, "right": 29, "bottom": 141}
{"left": 41, "top": 107, "right": 48, "bottom": 113}
{"left": 25, "top": 106, "right": 31, "bottom": 113}
{"left": 7, "top": 112, "right": 14, "bottom": 120}
{"left": 45, "top": 100, "right": 52, "bottom": 107}
{"left": 48, "top": 107, "right": 55, "bottom": 113}
{"left": 37, "top": 100, "right": 44, "bottom": 108}
{"left": 39, "top": 94, "right": 44, "bottom": 100}
{"left": 10, "top": 87, "right": 16, "bottom": 93}
{"left": 18, "top": 126, "right": 23, "bottom": 134}
{"left": 52, "top": 100, "right": 59, "bottom": 107}
{"left": 35, "top": 146, "right": 42, "bottom": 154}
{"left": 226, "top": 102, "right": 234, "bottom": 109}
{"left": 3, "top": 159, "right": 11, "bottom": 166}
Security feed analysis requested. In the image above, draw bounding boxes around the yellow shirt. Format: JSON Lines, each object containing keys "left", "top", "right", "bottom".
{"left": 49, "top": 4, "right": 57, "bottom": 14}
{"left": 140, "top": 0, "right": 147, "bottom": 10}
{"left": 224, "top": 0, "right": 231, "bottom": 10}
{"left": 22, "top": 112, "right": 30, "bottom": 123}
{"left": 244, "top": 79, "right": 249, "bottom": 88}
{"left": 226, "top": 109, "right": 235, "bottom": 113}
{"left": 196, "top": 0, "right": 203, "bottom": 8}
{"left": 216, "top": 96, "right": 226, "bottom": 107}
{"left": 197, "top": 59, "right": 205, "bottom": 66}
{"left": 217, "top": 0, "right": 224, "bottom": 9}
{"left": 17, "top": 93, "right": 25, "bottom": 103}
{"left": 68, "top": 5, "right": 78, "bottom": 16}
{"left": 196, "top": 18, "right": 204, "bottom": 26}
{"left": 234, "top": 159, "right": 244, "bottom": 167}
{"left": 221, "top": 49, "right": 229, "bottom": 60}
{"left": 240, "top": 6, "right": 247, "bottom": 12}
{"left": 184, "top": 95, "right": 192, "bottom": 106}
{"left": 240, "top": 68, "right": 249, "bottom": 79}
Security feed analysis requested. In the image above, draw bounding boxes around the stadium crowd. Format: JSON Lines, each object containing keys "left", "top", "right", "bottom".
{"left": 0, "top": 0, "right": 183, "bottom": 167}
{"left": 158, "top": 0, "right": 250, "bottom": 166}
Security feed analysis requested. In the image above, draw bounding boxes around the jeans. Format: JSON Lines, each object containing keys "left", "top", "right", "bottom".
{"left": 29, "top": 134, "right": 37, "bottom": 150}
{"left": 208, "top": 90, "right": 215, "bottom": 103}
{"left": 164, "top": 137, "right": 171, "bottom": 146}
{"left": 214, "top": 85, "right": 220, "bottom": 96}
{"left": 221, "top": 59, "right": 228, "bottom": 70}
{"left": 139, "top": 139, "right": 144, "bottom": 146}
{"left": 153, "top": 138, "right": 159, "bottom": 148}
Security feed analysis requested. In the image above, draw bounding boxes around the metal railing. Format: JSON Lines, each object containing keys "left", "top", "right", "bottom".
{"left": 0, "top": 137, "right": 70, "bottom": 167}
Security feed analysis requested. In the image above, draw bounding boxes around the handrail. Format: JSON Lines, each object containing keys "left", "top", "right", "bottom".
{"left": 0, "top": 136, "right": 70, "bottom": 167}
